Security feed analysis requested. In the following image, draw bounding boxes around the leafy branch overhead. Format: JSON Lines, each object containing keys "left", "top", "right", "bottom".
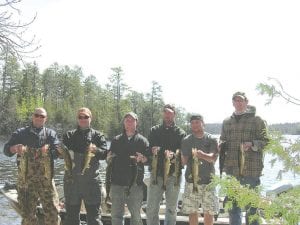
{"left": 256, "top": 77, "right": 300, "bottom": 106}
{"left": 0, "top": 0, "right": 40, "bottom": 59}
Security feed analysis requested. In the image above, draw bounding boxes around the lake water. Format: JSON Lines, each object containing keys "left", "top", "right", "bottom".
{"left": 1, "top": 136, "right": 300, "bottom": 224}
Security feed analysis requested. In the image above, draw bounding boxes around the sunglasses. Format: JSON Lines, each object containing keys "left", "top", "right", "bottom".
{"left": 78, "top": 115, "right": 90, "bottom": 120}
{"left": 34, "top": 114, "right": 46, "bottom": 119}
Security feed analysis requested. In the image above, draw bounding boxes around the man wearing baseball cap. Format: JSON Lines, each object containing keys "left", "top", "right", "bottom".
{"left": 3, "top": 107, "right": 61, "bottom": 225}
{"left": 109, "top": 112, "right": 149, "bottom": 225}
{"left": 220, "top": 92, "right": 268, "bottom": 225}
{"left": 181, "top": 114, "right": 219, "bottom": 225}
{"left": 147, "top": 104, "right": 186, "bottom": 225}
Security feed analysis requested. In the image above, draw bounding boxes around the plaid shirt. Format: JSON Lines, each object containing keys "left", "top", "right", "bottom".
{"left": 220, "top": 111, "right": 268, "bottom": 177}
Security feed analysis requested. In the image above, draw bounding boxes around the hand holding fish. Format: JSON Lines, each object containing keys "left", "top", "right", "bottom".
{"left": 151, "top": 146, "right": 160, "bottom": 155}
{"left": 242, "top": 142, "right": 252, "bottom": 151}
{"left": 195, "top": 149, "right": 205, "bottom": 159}
{"left": 88, "top": 143, "right": 97, "bottom": 153}
{"left": 41, "top": 144, "right": 49, "bottom": 154}
{"left": 10, "top": 144, "right": 25, "bottom": 154}
{"left": 136, "top": 152, "right": 147, "bottom": 163}
{"left": 164, "top": 149, "right": 174, "bottom": 159}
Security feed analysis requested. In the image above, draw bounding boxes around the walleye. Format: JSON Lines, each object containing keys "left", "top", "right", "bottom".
{"left": 219, "top": 141, "right": 227, "bottom": 178}
{"left": 239, "top": 143, "right": 245, "bottom": 176}
{"left": 163, "top": 150, "right": 171, "bottom": 190}
{"left": 151, "top": 148, "right": 159, "bottom": 185}
{"left": 191, "top": 148, "right": 200, "bottom": 193}
{"left": 105, "top": 154, "right": 113, "bottom": 203}
{"left": 126, "top": 156, "right": 138, "bottom": 196}
{"left": 18, "top": 146, "right": 29, "bottom": 184}
{"left": 60, "top": 144, "right": 74, "bottom": 177}
{"left": 40, "top": 144, "right": 52, "bottom": 182}
{"left": 174, "top": 149, "right": 181, "bottom": 186}
{"left": 81, "top": 143, "right": 95, "bottom": 175}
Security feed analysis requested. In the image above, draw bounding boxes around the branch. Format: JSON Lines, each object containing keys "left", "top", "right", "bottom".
{"left": 256, "top": 77, "right": 300, "bottom": 106}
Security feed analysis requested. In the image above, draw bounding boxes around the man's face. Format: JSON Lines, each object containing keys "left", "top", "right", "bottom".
{"left": 163, "top": 109, "right": 175, "bottom": 124}
{"left": 190, "top": 119, "right": 204, "bottom": 133}
{"left": 124, "top": 116, "right": 137, "bottom": 132}
{"left": 77, "top": 114, "right": 91, "bottom": 128}
{"left": 32, "top": 110, "right": 47, "bottom": 128}
{"left": 232, "top": 96, "right": 248, "bottom": 113}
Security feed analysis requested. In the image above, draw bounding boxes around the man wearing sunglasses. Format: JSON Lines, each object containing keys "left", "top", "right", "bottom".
{"left": 3, "top": 107, "right": 61, "bottom": 225}
{"left": 62, "top": 107, "right": 108, "bottom": 225}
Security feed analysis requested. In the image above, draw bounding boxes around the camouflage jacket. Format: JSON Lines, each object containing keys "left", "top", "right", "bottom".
{"left": 3, "top": 125, "right": 60, "bottom": 178}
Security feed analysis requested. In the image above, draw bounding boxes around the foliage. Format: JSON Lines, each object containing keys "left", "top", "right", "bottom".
{"left": 264, "top": 131, "right": 300, "bottom": 178}
{"left": 256, "top": 77, "right": 300, "bottom": 106}
{"left": 0, "top": 55, "right": 192, "bottom": 139}
{"left": 211, "top": 176, "right": 300, "bottom": 225}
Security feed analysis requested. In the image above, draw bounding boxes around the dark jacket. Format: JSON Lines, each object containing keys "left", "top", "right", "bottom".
{"left": 62, "top": 127, "right": 107, "bottom": 179}
{"left": 3, "top": 125, "right": 60, "bottom": 178}
{"left": 148, "top": 122, "right": 186, "bottom": 176}
{"left": 110, "top": 132, "right": 149, "bottom": 186}
{"left": 62, "top": 127, "right": 107, "bottom": 205}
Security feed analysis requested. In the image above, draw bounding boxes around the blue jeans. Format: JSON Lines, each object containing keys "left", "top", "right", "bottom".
{"left": 111, "top": 184, "right": 143, "bottom": 225}
{"left": 146, "top": 175, "right": 180, "bottom": 225}
{"left": 229, "top": 176, "right": 261, "bottom": 225}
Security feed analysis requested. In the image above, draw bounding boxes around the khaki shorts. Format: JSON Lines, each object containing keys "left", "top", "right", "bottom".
{"left": 181, "top": 182, "right": 219, "bottom": 215}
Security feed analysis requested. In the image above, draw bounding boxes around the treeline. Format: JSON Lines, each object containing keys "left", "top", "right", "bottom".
{"left": 1, "top": 53, "right": 299, "bottom": 139}
{"left": 268, "top": 123, "right": 300, "bottom": 135}
{"left": 0, "top": 53, "right": 191, "bottom": 139}
{"left": 205, "top": 123, "right": 300, "bottom": 135}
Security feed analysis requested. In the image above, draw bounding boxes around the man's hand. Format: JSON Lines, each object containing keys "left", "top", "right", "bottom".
{"left": 41, "top": 144, "right": 49, "bottom": 154}
{"left": 164, "top": 150, "right": 174, "bottom": 159}
{"left": 196, "top": 149, "right": 205, "bottom": 159}
{"left": 152, "top": 146, "right": 160, "bottom": 155}
{"left": 10, "top": 144, "right": 25, "bottom": 154}
{"left": 242, "top": 142, "right": 253, "bottom": 151}
{"left": 136, "top": 152, "right": 147, "bottom": 163}
{"left": 88, "top": 143, "right": 97, "bottom": 153}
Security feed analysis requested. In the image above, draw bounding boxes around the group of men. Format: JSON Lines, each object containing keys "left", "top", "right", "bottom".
{"left": 3, "top": 91, "right": 268, "bottom": 225}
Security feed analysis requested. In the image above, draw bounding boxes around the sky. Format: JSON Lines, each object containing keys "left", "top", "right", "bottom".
{"left": 17, "top": 0, "right": 300, "bottom": 124}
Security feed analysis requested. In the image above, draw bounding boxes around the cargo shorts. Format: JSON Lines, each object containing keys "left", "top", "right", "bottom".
{"left": 181, "top": 182, "right": 219, "bottom": 215}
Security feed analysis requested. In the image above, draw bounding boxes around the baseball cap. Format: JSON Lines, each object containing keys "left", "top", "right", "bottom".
{"left": 163, "top": 104, "right": 176, "bottom": 114}
{"left": 124, "top": 112, "right": 138, "bottom": 121}
{"left": 232, "top": 91, "right": 247, "bottom": 100}
{"left": 190, "top": 114, "right": 203, "bottom": 122}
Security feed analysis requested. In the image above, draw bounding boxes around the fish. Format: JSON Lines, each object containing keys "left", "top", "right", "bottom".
{"left": 105, "top": 154, "right": 113, "bottom": 204}
{"left": 18, "top": 146, "right": 29, "bottom": 184}
{"left": 163, "top": 150, "right": 171, "bottom": 190}
{"left": 174, "top": 149, "right": 181, "bottom": 186}
{"left": 81, "top": 143, "right": 95, "bottom": 175}
{"left": 126, "top": 155, "right": 138, "bottom": 196}
{"left": 219, "top": 141, "right": 227, "bottom": 178}
{"left": 40, "top": 144, "right": 52, "bottom": 183}
{"left": 239, "top": 143, "right": 245, "bottom": 176}
{"left": 60, "top": 144, "right": 75, "bottom": 177}
{"left": 151, "top": 149, "right": 159, "bottom": 185}
{"left": 191, "top": 148, "right": 200, "bottom": 193}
